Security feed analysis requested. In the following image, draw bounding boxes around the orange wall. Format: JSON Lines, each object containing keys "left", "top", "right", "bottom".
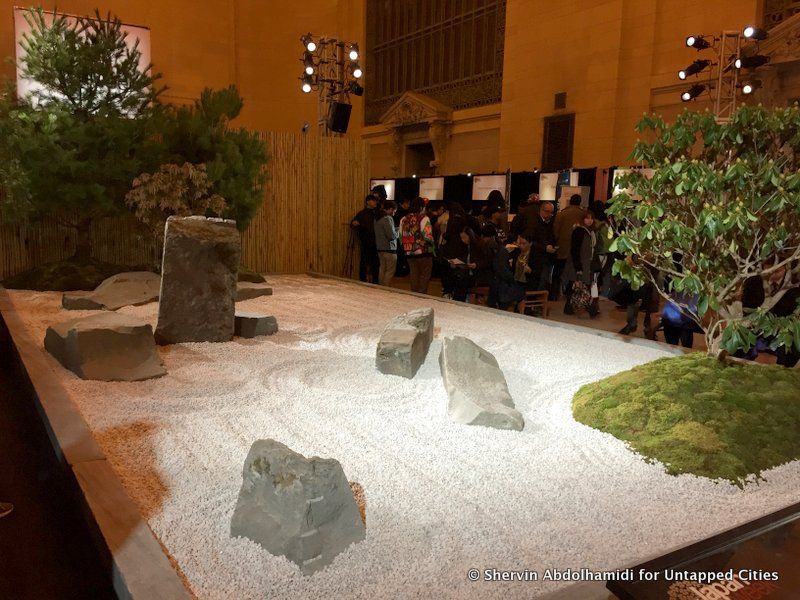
{"left": 1, "top": 0, "right": 365, "bottom": 136}
{"left": 498, "top": 0, "right": 760, "bottom": 170}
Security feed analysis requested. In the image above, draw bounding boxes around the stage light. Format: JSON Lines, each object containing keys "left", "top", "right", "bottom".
{"left": 301, "top": 73, "right": 313, "bottom": 93}
{"left": 348, "top": 43, "right": 359, "bottom": 61}
{"left": 412, "top": 174, "right": 417, "bottom": 178}
{"left": 681, "top": 84, "right": 706, "bottom": 102}
{"left": 742, "top": 80, "right": 761, "bottom": 95}
{"left": 686, "top": 35, "right": 711, "bottom": 50}
{"left": 301, "top": 33, "right": 317, "bottom": 52}
{"left": 467, "top": 172, "right": 472, "bottom": 177}
{"left": 678, "top": 59, "right": 711, "bottom": 80}
{"left": 350, "top": 82, "right": 364, "bottom": 96}
{"left": 743, "top": 26, "right": 768, "bottom": 41}
{"left": 735, "top": 55, "right": 769, "bottom": 69}
{"left": 352, "top": 64, "right": 363, "bottom": 78}
{"left": 304, "top": 52, "right": 315, "bottom": 75}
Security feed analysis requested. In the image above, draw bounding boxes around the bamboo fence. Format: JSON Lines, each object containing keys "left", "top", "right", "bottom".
{"left": 0, "top": 131, "right": 369, "bottom": 280}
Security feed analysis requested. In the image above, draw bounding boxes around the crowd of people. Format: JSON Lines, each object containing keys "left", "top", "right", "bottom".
{"left": 350, "top": 187, "right": 799, "bottom": 367}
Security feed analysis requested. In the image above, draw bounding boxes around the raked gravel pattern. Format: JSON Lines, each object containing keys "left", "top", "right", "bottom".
{"left": 8, "top": 275, "right": 800, "bottom": 599}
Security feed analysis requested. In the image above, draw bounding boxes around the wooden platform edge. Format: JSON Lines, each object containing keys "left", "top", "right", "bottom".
{"left": 0, "top": 286, "right": 193, "bottom": 600}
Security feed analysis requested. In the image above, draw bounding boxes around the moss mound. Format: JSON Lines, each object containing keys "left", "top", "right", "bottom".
{"left": 572, "top": 354, "right": 800, "bottom": 486}
{"left": 1, "top": 258, "right": 152, "bottom": 292}
{"left": 237, "top": 265, "right": 266, "bottom": 283}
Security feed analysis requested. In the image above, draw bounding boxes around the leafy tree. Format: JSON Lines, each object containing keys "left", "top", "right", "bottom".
{"left": 160, "top": 86, "right": 268, "bottom": 230}
{"left": 609, "top": 105, "right": 800, "bottom": 358}
{"left": 0, "top": 8, "right": 164, "bottom": 259}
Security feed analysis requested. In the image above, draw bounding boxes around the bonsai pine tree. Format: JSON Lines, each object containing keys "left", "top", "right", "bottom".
{"left": 160, "top": 86, "right": 268, "bottom": 230}
{"left": 0, "top": 8, "right": 164, "bottom": 259}
{"left": 609, "top": 105, "right": 800, "bottom": 358}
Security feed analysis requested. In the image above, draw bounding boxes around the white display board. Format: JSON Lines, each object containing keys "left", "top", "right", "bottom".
{"left": 559, "top": 185, "right": 591, "bottom": 209}
{"left": 538, "top": 173, "right": 559, "bottom": 201}
{"left": 471, "top": 174, "right": 506, "bottom": 201}
{"left": 369, "top": 179, "right": 395, "bottom": 201}
{"left": 419, "top": 177, "right": 444, "bottom": 201}
{"left": 612, "top": 168, "right": 655, "bottom": 201}
{"left": 14, "top": 8, "right": 151, "bottom": 105}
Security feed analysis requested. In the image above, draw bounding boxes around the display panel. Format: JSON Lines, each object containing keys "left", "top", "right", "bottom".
{"left": 14, "top": 8, "right": 152, "bottom": 105}
{"left": 419, "top": 177, "right": 445, "bottom": 200}
{"left": 558, "top": 185, "right": 591, "bottom": 209}
{"left": 539, "top": 173, "right": 559, "bottom": 201}
{"left": 369, "top": 179, "right": 395, "bottom": 201}
{"left": 471, "top": 174, "right": 506, "bottom": 201}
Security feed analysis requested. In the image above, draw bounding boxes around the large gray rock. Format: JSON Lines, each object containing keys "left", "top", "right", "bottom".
{"left": 230, "top": 440, "right": 365, "bottom": 575}
{"left": 44, "top": 312, "right": 166, "bottom": 381}
{"left": 439, "top": 336, "right": 524, "bottom": 431}
{"left": 235, "top": 313, "right": 278, "bottom": 338}
{"left": 236, "top": 283, "right": 273, "bottom": 302}
{"left": 155, "top": 216, "right": 240, "bottom": 344}
{"left": 62, "top": 271, "right": 161, "bottom": 311}
{"left": 375, "top": 308, "right": 434, "bottom": 378}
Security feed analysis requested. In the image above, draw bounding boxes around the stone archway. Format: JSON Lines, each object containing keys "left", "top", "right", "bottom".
{"left": 380, "top": 91, "right": 453, "bottom": 176}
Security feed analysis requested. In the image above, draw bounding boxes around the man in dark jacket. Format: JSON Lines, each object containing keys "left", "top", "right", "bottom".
{"left": 551, "top": 194, "right": 585, "bottom": 300}
{"left": 351, "top": 193, "right": 380, "bottom": 283}
{"left": 524, "top": 201, "right": 558, "bottom": 291}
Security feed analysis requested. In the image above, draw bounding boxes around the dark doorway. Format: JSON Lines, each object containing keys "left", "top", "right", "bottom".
{"left": 405, "top": 143, "right": 435, "bottom": 177}
{"left": 542, "top": 113, "right": 575, "bottom": 172}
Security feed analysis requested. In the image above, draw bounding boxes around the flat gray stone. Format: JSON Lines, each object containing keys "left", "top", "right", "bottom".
{"left": 230, "top": 439, "right": 365, "bottom": 575}
{"left": 235, "top": 313, "right": 278, "bottom": 338}
{"left": 375, "top": 308, "right": 434, "bottom": 378}
{"left": 236, "top": 283, "right": 273, "bottom": 302}
{"left": 44, "top": 312, "right": 166, "bottom": 381}
{"left": 439, "top": 336, "right": 524, "bottom": 431}
{"left": 62, "top": 271, "right": 161, "bottom": 311}
{"left": 155, "top": 216, "right": 240, "bottom": 344}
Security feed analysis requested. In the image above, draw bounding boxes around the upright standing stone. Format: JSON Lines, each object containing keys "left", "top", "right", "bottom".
{"left": 155, "top": 216, "right": 240, "bottom": 344}
{"left": 439, "top": 336, "right": 525, "bottom": 431}
{"left": 230, "top": 439, "right": 366, "bottom": 575}
{"left": 375, "top": 308, "right": 434, "bottom": 378}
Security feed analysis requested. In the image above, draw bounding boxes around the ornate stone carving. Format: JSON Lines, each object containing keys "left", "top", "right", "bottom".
{"left": 389, "top": 128, "right": 403, "bottom": 176}
{"left": 428, "top": 120, "right": 453, "bottom": 175}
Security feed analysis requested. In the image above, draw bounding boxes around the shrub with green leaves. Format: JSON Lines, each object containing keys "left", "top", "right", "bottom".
{"left": 609, "top": 105, "right": 800, "bottom": 358}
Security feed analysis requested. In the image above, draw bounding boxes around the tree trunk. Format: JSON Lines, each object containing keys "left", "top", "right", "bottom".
{"left": 705, "top": 322, "right": 727, "bottom": 361}
{"left": 73, "top": 218, "right": 93, "bottom": 261}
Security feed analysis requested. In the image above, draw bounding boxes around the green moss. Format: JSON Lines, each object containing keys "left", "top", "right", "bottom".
{"left": 572, "top": 354, "right": 800, "bottom": 486}
{"left": 1, "top": 258, "right": 152, "bottom": 291}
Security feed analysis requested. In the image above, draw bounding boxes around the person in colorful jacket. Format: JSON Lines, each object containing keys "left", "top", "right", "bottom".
{"left": 399, "top": 197, "right": 435, "bottom": 294}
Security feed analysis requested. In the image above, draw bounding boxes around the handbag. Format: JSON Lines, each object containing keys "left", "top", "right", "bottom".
{"left": 571, "top": 280, "right": 592, "bottom": 312}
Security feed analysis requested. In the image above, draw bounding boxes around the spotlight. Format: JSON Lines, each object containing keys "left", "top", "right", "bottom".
{"left": 301, "top": 73, "right": 313, "bottom": 93}
{"left": 743, "top": 26, "right": 768, "bottom": 41}
{"left": 348, "top": 43, "right": 359, "bottom": 61}
{"left": 301, "top": 33, "right": 317, "bottom": 52}
{"left": 352, "top": 63, "right": 363, "bottom": 78}
{"left": 742, "top": 80, "right": 762, "bottom": 95}
{"left": 412, "top": 174, "right": 417, "bottom": 178}
{"left": 686, "top": 35, "right": 711, "bottom": 50}
{"left": 678, "top": 59, "right": 711, "bottom": 80}
{"left": 681, "top": 84, "right": 706, "bottom": 102}
{"left": 467, "top": 172, "right": 472, "bottom": 177}
{"left": 350, "top": 82, "right": 364, "bottom": 96}
{"left": 303, "top": 51, "right": 315, "bottom": 75}
{"left": 735, "top": 55, "right": 770, "bottom": 69}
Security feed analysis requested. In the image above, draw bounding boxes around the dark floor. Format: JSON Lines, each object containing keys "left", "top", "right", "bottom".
{"left": 0, "top": 353, "right": 116, "bottom": 600}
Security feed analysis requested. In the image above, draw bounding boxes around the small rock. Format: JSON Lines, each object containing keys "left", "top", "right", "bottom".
{"left": 230, "top": 439, "right": 365, "bottom": 575}
{"left": 155, "top": 216, "right": 240, "bottom": 344}
{"left": 439, "top": 336, "right": 524, "bottom": 431}
{"left": 237, "top": 283, "right": 273, "bottom": 302}
{"left": 44, "top": 312, "right": 166, "bottom": 381}
{"left": 235, "top": 313, "right": 278, "bottom": 338}
{"left": 62, "top": 271, "right": 160, "bottom": 311}
{"left": 375, "top": 308, "right": 434, "bottom": 378}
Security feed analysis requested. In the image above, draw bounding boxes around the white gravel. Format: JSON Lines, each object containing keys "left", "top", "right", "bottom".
{"left": 8, "top": 275, "right": 800, "bottom": 599}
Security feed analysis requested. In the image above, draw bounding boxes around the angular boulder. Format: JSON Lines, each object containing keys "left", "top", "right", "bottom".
{"left": 230, "top": 439, "right": 365, "bottom": 575}
{"left": 236, "top": 283, "right": 273, "bottom": 302}
{"left": 439, "top": 336, "right": 524, "bottom": 431}
{"left": 155, "top": 216, "right": 240, "bottom": 345}
{"left": 234, "top": 313, "right": 278, "bottom": 338}
{"left": 62, "top": 271, "right": 161, "bottom": 311}
{"left": 375, "top": 308, "right": 434, "bottom": 378}
{"left": 44, "top": 312, "right": 166, "bottom": 381}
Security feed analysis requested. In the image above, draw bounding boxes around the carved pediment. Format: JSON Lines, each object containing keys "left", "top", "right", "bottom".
{"left": 380, "top": 91, "right": 453, "bottom": 127}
